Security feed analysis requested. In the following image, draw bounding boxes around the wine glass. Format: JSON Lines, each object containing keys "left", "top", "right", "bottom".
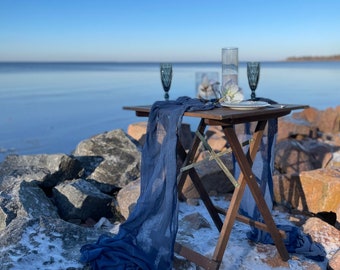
{"left": 160, "top": 63, "right": 172, "bottom": 101}
{"left": 247, "top": 62, "right": 260, "bottom": 101}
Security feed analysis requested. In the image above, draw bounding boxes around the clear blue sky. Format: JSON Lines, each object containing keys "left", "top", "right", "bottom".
{"left": 1, "top": 0, "right": 339, "bottom": 62}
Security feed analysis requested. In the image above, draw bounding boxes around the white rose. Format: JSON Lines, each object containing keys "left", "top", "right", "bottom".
{"left": 221, "top": 82, "right": 244, "bottom": 103}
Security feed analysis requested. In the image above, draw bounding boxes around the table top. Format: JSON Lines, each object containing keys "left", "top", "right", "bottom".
{"left": 123, "top": 103, "right": 308, "bottom": 125}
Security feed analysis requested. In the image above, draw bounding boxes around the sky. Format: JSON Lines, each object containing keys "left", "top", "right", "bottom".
{"left": 1, "top": 0, "right": 340, "bottom": 62}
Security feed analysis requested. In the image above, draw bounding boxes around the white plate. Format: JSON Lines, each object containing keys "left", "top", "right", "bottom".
{"left": 220, "top": 100, "right": 270, "bottom": 110}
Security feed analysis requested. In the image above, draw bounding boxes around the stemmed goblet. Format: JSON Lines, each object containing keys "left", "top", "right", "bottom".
{"left": 160, "top": 63, "right": 172, "bottom": 101}
{"left": 247, "top": 62, "right": 260, "bottom": 101}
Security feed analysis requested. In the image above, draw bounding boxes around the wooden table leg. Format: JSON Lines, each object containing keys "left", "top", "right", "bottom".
{"left": 177, "top": 119, "right": 206, "bottom": 195}
{"left": 213, "top": 121, "right": 289, "bottom": 262}
{"left": 177, "top": 119, "right": 223, "bottom": 231}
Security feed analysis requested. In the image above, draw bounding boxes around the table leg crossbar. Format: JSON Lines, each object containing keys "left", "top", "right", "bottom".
{"left": 180, "top": 138, "right": 251, "bottom": 173}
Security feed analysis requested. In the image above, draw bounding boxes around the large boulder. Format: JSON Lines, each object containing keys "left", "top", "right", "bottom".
{"left": 277, "top": 106, "right": 340, "bottom": 142}
{"left": 127, "top": 121, "right": 148, "bottom": 145}
{"left": 0, "top": 180, "right": 59, "bottom": 230}
{"left": 73, "top": 129, "right": 141, "bottom": 193}
{"left": 273, "top": 167, "right": 340, "bottom": 221}
{"left": 275, "top": 138, "right": 332, "bottom": 175}
{"left": 299, "top": 168, "right": 340, "bottom": 221}
{"left": 116, "top": 178, "right": 141, "bottom": 220}
{"left": 277, "top": 115, "right": 317, "bottom": 141}
{"left": 303, "top": 217, "right": 340, "bottom": 263}
{"left": 0, "top": 154, "right": 81, "bottom": 230}
{"left": 272, "top": 174, "right": 307, "bottom": 211}
{"left": 53, "top": 178, "right": 115, "bottom": 222}
{"left": 292, "top": 106, "right": 340, "bottom": 134}
{"left": 0, "top": 154, "right": 82, "bottom": 189}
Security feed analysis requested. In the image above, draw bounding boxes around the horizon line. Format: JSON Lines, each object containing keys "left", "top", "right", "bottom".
{"left": 0, "top": 59, "right": 290, "bottom": 64}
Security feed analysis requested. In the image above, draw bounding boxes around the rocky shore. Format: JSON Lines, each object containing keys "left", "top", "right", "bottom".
{"left": 0, "top": 106, "right": 339, "bottom": 269}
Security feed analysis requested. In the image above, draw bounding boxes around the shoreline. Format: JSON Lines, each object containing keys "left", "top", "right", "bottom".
{"left": 286, "top": 55, "right": 340, "bottom": 62}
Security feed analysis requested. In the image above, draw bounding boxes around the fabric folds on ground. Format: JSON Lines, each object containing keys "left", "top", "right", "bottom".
{"left": 236, "top": 98, "right": 326, "bottom": 261}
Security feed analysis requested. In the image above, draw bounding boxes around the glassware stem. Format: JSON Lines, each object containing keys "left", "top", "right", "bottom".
{"left": 164, "top": 91, "right": 169, "bottom": 101}
{"left": 251, "top": 90, "right": 256, "bottom": 100}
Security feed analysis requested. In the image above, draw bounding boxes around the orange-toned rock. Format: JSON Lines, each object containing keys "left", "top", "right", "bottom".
{"left": 292, "top": 106, "right": 340, "bottom": 134}
{"left": 275, "top": 139, "right": 320, "bottom": 175}
{"left": 329, "top": 249, "right": 340, "bottom": 270}
{"left": 303, "top": 217, "right": 340, "bottom": 257}
{"left": 206, "top": 126, "right": 227, "bottom": 152}
{"left": 275, "top": 137, "right": 333, "bottom": 175}
{"left": 272, "top": 174, "right": 309, "bottom": 211}
{"left": 277, "top": 116, "right": 317, "bottom": 141}
{"left": 294, "top": 107, "right": 319, "bottom": 123}
{"left": 127, "top": 121, "right": 193, "bottom": 149}
{"left": 319, "top": 106, "right": 340, "bottom": 133}
{"left": 127, "top": 121, "right": 147, "bottom": 145}
{"left": 299, "top": 168, "right": 340, "bottom": 222}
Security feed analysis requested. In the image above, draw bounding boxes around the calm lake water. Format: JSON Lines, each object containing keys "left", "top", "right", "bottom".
{"left": 0, "top": 61, "right": 339, "bottom": 161}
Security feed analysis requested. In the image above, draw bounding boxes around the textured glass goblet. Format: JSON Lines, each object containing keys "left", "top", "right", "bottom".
{"left": 247, "top": 62, "right": 260, "bottom": 101}
{"left": 160, "top": 63, "right": 172, "bottom": 101}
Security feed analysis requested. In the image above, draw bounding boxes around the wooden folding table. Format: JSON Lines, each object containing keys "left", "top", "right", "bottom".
{"left": 123, "top": 103, "right": 308, "bottom": 270}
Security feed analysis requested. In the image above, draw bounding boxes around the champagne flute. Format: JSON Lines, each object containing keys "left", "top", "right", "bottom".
{"left": 160, "top": 63, "right": 172, "bottom": 101}
{"left": 247, "top": 62, "right": 260, "bottom": 101}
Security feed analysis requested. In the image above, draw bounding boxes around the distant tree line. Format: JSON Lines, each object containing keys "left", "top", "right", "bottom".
{"left": 286, "top": 55, "right": 340, "bottom": 61}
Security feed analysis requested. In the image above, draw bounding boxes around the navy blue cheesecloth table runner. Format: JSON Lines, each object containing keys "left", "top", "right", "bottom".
{"left": 80, "top": 97, "right": 215, "bottom": 269}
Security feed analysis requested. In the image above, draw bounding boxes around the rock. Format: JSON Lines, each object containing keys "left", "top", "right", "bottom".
{"left": 116, "top": 178, "right": 141, "bottom": 220}
{"left": 205, "top": 126, "right": 228, "bottom": 152}
{"left": 127, "top": 121, "right": 148, "bottom": 145}
{"left": 178, "top": 212, "right": 211, "bottom": 241}
{"left": 181, "top": 151, "right": 235, "bottom": 199}
{"left": 53, "top": 178, "right": 114, "bottom": 222}
{"left": 292, "top": 106, "right": 340, "bottom": 134}
{"left": 275, "top": 138, "right": 332, "bottom": 175}
{"left": 329, "top": 249, "right": 340, "bottom": 270}
{"left": 0, "top": 180, "right": 59, "bottom": 230}
{"left": 299, "top": 168, "right": 340, "bottom": 222}
{"left": 278, "top": 106, "right": 340, "bottom": 141}
{"left": 0, "top": 216, "right": 106, "bottom": 269}
{"left": 277, "top": 116, "right": 317, "bottom": 141}
{"left": 73, "top": 129, "right": 141, "bottom": 193}
{"left": 273, "top": 167, "right": 340, "bottom": 221}
{"left": 0, "top": 154, "right": 82, "bottom": 189}
{"left": 127, "top": 121, "right": 193, "bottom": 150}
{"left": 329, "top": 150, "right": 340, "bottom": 168}
{"left": 275, "top": 140, "right": 315, "bottom": 174}
{"left": 182, "top": 212, "right": 211, "bottom": 230}
{"left": 303, "top": 217, "right": 340, "bottom": 258}
{"left": 272, "top": 174, "right": 307, "bottom": 211}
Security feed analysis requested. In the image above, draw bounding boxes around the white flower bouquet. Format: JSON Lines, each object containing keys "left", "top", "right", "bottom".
{"left": 220, "top": 80, "right": 244, "bottom": 103}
